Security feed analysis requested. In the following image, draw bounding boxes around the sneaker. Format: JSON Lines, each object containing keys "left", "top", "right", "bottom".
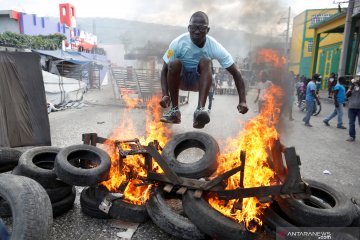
{"left": 159, "top": 96, "right": 171, "bottom": 108}
{"left": 346, "top": 137, "right": 355, "bottom": 142}
{"left": 337, "top": 126, "right": 347, "bottom": 129}
{"left": 193, "top": 107, "right": 210, "bottom": 129}
{"left": 207, "top": 109, "right": 211, "bottom": 114}
{"left": 323, "top": 120, "right": 330, "bottom": 126}
{"left": 160, "top": 107, "right": 181, "bottom": 124}
{"left": 304, "top": 123, "right": 313, "bottom": 127}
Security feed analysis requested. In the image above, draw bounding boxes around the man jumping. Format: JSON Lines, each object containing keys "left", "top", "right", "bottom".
{"left": 159, "top": 11, "right": 248, "bottom": 128}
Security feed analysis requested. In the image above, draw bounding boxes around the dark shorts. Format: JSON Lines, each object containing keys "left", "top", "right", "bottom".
{"left": 180, "top": 66, "right": 200, "bottom": 92}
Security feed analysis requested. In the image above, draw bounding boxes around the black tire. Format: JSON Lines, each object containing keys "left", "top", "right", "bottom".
{"left": 80, "top": 186, "right": 111, "bottom": 219}
{"left": 54, "top": 144, "right": 111, "bottom": 186}
{"left": 349, "top": 200, "right": 360, "bottom": 227}
{"left": 146, "top": 187, "right": 205, "bottom": 240}
{"left": 13, "top": 146, "right": 65, "bottom": 188}
{"left": 0, "top": 198, "right": 11, "bottom": 217}
{"left": 0, "top": 174, "right": 52, "bottom": 240}
{"left": 182, "top": 190, "right": 256, "bottom": 240}
{"left": 46, "top": 185, "right": 74, "bottom": 203}
{"left": 162, "top": 131, "right": 219, "bottom": 179}
{"left": 52, "top": 186, "right": 76, "bottom": 217}
{"left": 0, "top": 148, "right": 22, "bottom": 173}
{"left": 277, "top": 179, "right": 356, "bottom": 227}
{"left": 261, "top": 201, "right": 297, "bottom": 232}
{"left": 109, "top": 198, "right": 149, "bottom": 223}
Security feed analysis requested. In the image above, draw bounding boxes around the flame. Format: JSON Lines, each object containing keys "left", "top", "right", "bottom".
{"left": 101, "top": 96, "right": 170, "bottom": 204}
{"left": 123, "top": 179, "right": 152, "bottom": 205}
{"left": 119, "top": 87, "right": 142, "bottom": 108}
{"left": 256, "top": 48, "right": 286, "bottom": 68}
{"left": 208, "top": 85, "right": 285, "bottom": 232}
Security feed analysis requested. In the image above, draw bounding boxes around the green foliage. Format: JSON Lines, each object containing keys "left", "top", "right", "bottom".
{"left": 0, "top": 32, "right": 66, "bottom": 50}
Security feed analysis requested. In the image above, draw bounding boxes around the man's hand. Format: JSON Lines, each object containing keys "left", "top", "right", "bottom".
{"left": 335, "top": 102, "right": 339, "bottom": 108}
{"left": 237, "top": 102, "right": 248, "bottom": 114}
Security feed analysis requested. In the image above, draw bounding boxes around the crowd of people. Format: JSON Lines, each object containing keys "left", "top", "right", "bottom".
{"left": 290, "top": 72, "right": 360, "bottom": 142}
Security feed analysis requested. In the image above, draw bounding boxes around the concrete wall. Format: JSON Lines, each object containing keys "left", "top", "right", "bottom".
{"left": 0, "top": 16, "right": 19, "bottom": 33}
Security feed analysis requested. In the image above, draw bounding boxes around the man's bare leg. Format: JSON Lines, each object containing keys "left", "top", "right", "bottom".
{"left": 197, "top": 58, "right": 212, "bottom": 108}
{"left": 167, "top": 59, "right": 182, "bottom": 108}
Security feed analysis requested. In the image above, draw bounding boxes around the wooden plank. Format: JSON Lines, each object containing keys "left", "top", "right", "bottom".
{"left": 146, "top": 143, "right": 182, "bottom": 185}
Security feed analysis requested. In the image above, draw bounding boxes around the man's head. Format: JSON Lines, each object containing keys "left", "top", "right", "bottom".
{"left": 188, "top": 11, "right": 209, "bottom": 47}
{"left": 312, "top": 73, "right": 319, "bottom": 80}
{"left": 338, "top": 76, "right": 346, "bottom": 85}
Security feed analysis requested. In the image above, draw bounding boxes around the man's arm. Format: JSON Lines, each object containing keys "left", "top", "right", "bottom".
{"left": 311, "top": 89, "right": 320, "bottom": 105}
{"left": 226, "top": 64, "right": 248, "bottom": 114}
{"left": 333, "top": 89, "right": 339, "bottom": 107}
{"left": 160, "top": 62, "right": 169, "bottom": 96}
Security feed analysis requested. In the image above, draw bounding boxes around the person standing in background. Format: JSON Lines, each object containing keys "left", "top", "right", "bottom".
{"left": 327, "top": 72, "right": 336, "bottom": 98}
{"left": 323, "top": 76, "right": 347, "bottom": 129}
{"left": 346, "top": 77, "right": 360, "bottom": 141}
{"left": 303, "top": 77, "right": 320, "bottom": 127}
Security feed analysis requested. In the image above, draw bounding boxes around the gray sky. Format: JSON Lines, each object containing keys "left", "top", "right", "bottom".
{"left": 0, "top": 0, "right": 344, "bottom": 34}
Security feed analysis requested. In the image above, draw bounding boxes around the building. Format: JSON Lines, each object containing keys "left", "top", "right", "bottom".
{"left": 0, "top": 3, "right": 97, "bottom": 52}
{"left": 289, "top": 8, "right": 343, "bottom": 81}
{"left": 310, "top": 2, "right": 360, "bottom": 87}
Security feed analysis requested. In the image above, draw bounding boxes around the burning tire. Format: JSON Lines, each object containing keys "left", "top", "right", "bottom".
{"left": 182, "top": 190, "right": 256, "bottom": 240}
{"left": 146, "top": 187, "right": 205, "bottom": 240}
{"left": 261, "top": 201, "right": 297, "bottom": 232}
{"left": 162, "top": 131, "right": 219, "bottom": 179}
{"left": 0, "top": 147, "right": 22, "bottom": 173}
{"left": 80, "top": 186, "right": 111, "bottom": 219}
{"left": 54, "top": 144, "right": 111, "bottom": 186}
{"left": 12, "top": 146, "right": 64, "bottom": 188}
{"left": 109, "top": 198, "right": 149, "bottom": 223}
{"left": 0, "top": 174, "right": 52, "bottom": 239}
{"left": 277, "top": 179, "right": 356, "bottom": 227}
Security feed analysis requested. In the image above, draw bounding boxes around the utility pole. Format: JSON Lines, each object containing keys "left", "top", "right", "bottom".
{"left": 338, "top": 0, "right": 355, "bottom": 76}
{"left": 285, "top": 7, "right": 291, "bottom": 61}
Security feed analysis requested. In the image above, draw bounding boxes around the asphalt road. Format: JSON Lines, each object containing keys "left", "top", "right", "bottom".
{"left": 47, "top": 84, "right": 360, "bottom": 239}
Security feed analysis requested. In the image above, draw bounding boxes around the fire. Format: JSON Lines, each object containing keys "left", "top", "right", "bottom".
{"left": 119, "top": 87, "right": 142, "bottom": 108}
{"left": 101, "top": 96, "right": 170, "bottom": 204}
{"left": 123, "top": 179, "right": 152, "bottom": 205}
{"left": 208, "top": 85, "right": 285, "bottom": 232}
{"left": 256, "top": 48, "right": 286, "bottom": 68}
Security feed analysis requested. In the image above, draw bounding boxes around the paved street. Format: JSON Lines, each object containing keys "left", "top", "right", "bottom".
{"left": 48, "top": 84, "right": 360, "bottom": 239}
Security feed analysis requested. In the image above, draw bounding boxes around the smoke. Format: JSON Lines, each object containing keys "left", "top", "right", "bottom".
{"left": 175, "top": 0, "right": 287, "bottom": 33}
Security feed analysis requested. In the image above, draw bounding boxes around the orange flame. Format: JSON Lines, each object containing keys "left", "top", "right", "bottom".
{"left": 256, "top": 48, "right": 286, "bottom": 68}
{"left": 119, "top": 87, "right": 142, "bottom": 108}
{"left": 101, "top": 96, "right": 170, "bottom": 204}
{"left": 208, "top": 85, "right": 285, "bottom": 232}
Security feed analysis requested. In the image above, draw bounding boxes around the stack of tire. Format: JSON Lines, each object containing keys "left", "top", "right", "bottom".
{"left": 262, "top": 179, "right": 360, "bottom": 238}
{"left": 0, "top": 148, "right": 53, "bottom": 239}
{"left": 147, "top": 132, "right": 360, "bottom": 240}
{"left": 145, "top": 131, "right": 255, "bottom": 240}
{"left": 11, "top": 146, "right": 76, "bottom": 217}
{"left": 75, "top": 144, "right": 149, "bottom": 223}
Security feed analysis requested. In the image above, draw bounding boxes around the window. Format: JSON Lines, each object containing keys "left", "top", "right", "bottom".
{"left": 311, "top": 14, "right": 331, "bottom": 25}
{"left": 308, "top": 40, "right": 313, "bottom": 53}
{"left": 41, "top": 17, "right": 45, "bottom": 28}
{"left": 33, "top": 15, "right": 36, "bottom": 25}
{"left": 57, "top": 23, "right": 61, "bottom": 32}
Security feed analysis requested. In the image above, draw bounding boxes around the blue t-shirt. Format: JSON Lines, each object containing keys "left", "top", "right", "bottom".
{"left": 306, "top": 81, "right": 316, "bottom": 101}
{"left": 163, "top": 33, "right": 234, "bottom": 70}
{"left": 333, "top": 83, "right": 346, "bottom": 104}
